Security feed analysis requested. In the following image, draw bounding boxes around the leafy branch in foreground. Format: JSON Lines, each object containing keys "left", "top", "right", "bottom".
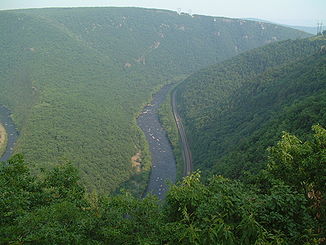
{"left": 0, "top": 126, "right": 324, "bottom": 244}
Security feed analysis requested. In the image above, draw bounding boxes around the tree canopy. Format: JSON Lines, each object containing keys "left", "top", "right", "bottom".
{"left": 1, "top": 126, "right": 324, "bottom": 244}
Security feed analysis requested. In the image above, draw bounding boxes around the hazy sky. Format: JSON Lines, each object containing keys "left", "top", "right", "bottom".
{"left": 0, "top": 0, "right": 325, "bottom": 26}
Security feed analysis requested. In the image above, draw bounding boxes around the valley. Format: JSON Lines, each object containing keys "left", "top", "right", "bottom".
{"left": 0, "top": 5, "right": 325, "bottom": 243}
{"left": 177, "top": 37, "right": 326, "bottom": 180}
{"left": 0, "top": 7, "right": 309, "bottom": 193}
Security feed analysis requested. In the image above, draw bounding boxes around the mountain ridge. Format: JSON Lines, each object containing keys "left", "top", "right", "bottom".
{"left": 0, "top": 7, "right": 311, "bottom": 193}
{"left": 176, "top": 36, "right": 326, "bottom": 179}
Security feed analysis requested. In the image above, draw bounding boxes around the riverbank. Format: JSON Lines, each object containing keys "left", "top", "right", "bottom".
{"left": 0, "top": 106, "right": 19, "bottom": 162}
{"left": 0, "top": 123, "right": 7, "bottom": 157}
{"left": 158, "top": 85, "right": 184, "bottom": 180}
{"left": 171, "top": 89, "right": 192, "bottom": 176}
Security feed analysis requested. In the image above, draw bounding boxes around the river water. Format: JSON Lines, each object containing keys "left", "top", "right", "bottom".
{"left": 0, "top": 106, "right": 19, "bottom": 162}
{"left": 1, "top": 88, "right": 177, "bottom": 199}
{"left": 137, "top": 85, "right": 176, "bottom": 200}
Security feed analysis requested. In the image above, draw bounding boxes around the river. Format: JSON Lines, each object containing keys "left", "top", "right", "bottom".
{"left": 1, "top": 88, "right": 177, "bottom": 198}
{"left": 0, "top": 106, "right": 19, "bottom": 162}
{"left": 137, "top": 84, "right": 176, "bottom": 200}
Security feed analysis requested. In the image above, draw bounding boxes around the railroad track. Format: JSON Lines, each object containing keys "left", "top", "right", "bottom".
{"left": 171, "top": 89, "right": 192, "bottom": 176}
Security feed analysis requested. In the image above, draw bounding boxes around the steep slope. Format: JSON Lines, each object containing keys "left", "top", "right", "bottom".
{"left": 0, "top": 10, "right": 135, "bottom": 191}
{"left": 0, "top": 7, "right": 310, "bottom": 193}
{"left": 177, "top": 37, "right": 326, "bottom": 179}
{"left": 17, "top": 8, "right": 310, "bottom": 75}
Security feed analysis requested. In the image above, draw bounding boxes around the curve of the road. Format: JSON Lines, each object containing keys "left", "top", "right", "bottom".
{"left": 172, "top": 89, "right": 192, "bottom": 176}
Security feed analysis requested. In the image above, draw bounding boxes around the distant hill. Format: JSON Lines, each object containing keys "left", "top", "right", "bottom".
{"left": 0, "top": 7, "right": 310, "bottom": 193}
{"left": 288, "top": 25, "right": 316, "bottom": 34}
{"left": 176, "top": 37, "right": 326, "bottom": 179}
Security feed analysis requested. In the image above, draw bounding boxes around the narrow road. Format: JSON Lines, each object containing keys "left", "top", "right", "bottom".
{"left": 172, "top": 89, "right": 192, "bottom": 176}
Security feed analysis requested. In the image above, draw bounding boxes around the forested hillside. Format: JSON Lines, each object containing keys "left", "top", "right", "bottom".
{"left": 0, "top": 7, "right": 309, "bottom": 193}
{"left": 177, "top": 37, "right": 326, "bottom": 179}
{"left": 1, "top": 125, "right": 325, "bottom": 243}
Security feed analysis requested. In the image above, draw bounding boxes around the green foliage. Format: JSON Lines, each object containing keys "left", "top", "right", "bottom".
{"left": 256, "top": 182, "right": 315, "bottom": 243}
{"left": 0, "top": 6, "right": 323, "bottom": 245}
{"left": 165, "top": 173, "right": 266, "bottom": 244}
{"left": 0, "top": 155, "right": 163, "bottom": 244}
{"left": 88, "top": 194, "right": 165, "bottom": 244}
{"left": 177, "top": 38, "right": 326, "bottom": 180}
{"left": 0, "top": 155, "right": 88, "bottom": 244}
{"left": 0, "top": 7, "right": 310, "bottom": 193}
{"left": 158, "top": 80, "right": 186, "bottom": 180}
{"left": 0, "top": 155, "right": 37, "bottom": 231}
{"left": 266, "top": 125, "right": 326, "bottom": 240}
{"left": 14, "top": 201, "right": 89, "bottom": 244}
{"left": 1, "top": 125, "right": 324, "bottom": 245}
{"left": 267, "top": 125, "right": 326, "bottom": 195}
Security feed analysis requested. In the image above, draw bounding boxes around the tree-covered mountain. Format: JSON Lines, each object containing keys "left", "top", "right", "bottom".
{"left": 176, "top": 37, "right": 326, "bottom": 179}
{"left": 0, "top": 7, "right": 310, "bottom": 193}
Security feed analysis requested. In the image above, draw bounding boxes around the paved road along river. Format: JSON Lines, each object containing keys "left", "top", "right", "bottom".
{"left": 137, "top": 84, "right": 176, "bottom": 200}
{"left": 0, "top": 106, "right": 19, "bottom": 162}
